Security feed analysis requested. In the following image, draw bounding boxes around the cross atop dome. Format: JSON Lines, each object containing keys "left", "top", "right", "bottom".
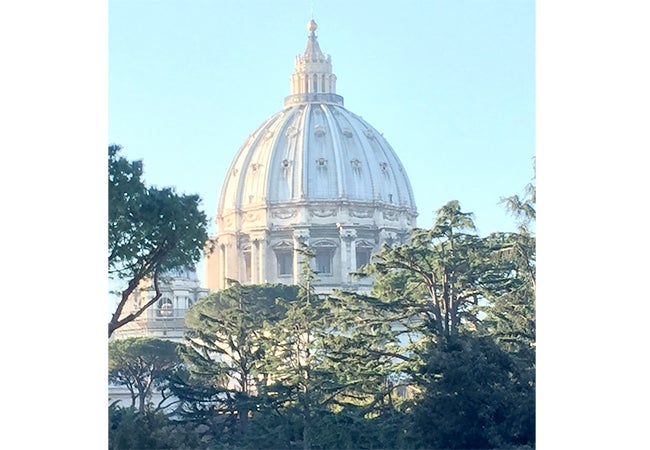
{"left": 286, "top": 20, "right": 342, "bottom": 105}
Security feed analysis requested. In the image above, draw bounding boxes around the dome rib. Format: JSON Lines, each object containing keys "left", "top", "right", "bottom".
{"left": 236, "top": 118, "right": 274, "bottom": 209}
{"left": 321, "top": 104, "right": 346, "bottom": 200}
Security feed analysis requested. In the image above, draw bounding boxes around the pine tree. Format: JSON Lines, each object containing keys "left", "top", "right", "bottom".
{"left": 173, "top": 282, "right": 299, "bottom": 443}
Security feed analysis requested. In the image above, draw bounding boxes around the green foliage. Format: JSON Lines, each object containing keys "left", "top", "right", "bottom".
{"left": 359, "top": 200, "right": 491, "bottom": 355}
{"left": 348, "top": 198, "right": 536, "bottom": 448}
{"left": 108, "top": 144, "right": 209, "bottom": 336}
{"left": 174, "top": 251, "right": 408, "bottom": 449}
{"left": 409, "top": 334, "right": 535, "bottom": 449}
{"left": 109, "top": 337, "right": 182, "bottom": 413}
{"left": 182, "top": 283, "right": 298, "bottom": 390}
{"left": 109, "top": 403, "right": 204, "bottom": 450}
{"left": 479, "top": 232, "right": 535, "bottom": 360}
{"left": 500, "top": 162, "right": 536, "bottom": 234}
{"left": 175, "top": 283, "right": 300, "bottom": 444}
{"left": 480, "top": 173, "right": 536, "bottom": 393}
{"left": 122, "top": 192, "right": 536, "bottom": 449}
{"left": 257, "top": 249, "right": 407, "bottom": 449}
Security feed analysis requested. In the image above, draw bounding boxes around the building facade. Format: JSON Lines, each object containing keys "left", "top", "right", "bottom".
{"left": 112, "top": 268, "right": 209, "bottom": 341}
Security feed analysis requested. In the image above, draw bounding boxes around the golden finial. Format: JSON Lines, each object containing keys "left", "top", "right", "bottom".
{"left": 307, "top": 19, "right": 318, "bottom": 32}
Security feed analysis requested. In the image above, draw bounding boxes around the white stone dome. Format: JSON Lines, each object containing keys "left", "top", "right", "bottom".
{"left": 206, "top": 21, "right": 417, "bottom": 293}
{"left": 218, "top": 100, "right": 417, "bottom": 214}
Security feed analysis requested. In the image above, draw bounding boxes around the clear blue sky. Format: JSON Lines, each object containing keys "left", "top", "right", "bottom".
{"left": 109, "top": 0, "right": 535, "bottom": 242}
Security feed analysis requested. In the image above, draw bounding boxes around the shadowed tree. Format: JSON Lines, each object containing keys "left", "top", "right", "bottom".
{"left": 410, "top": 334, "right": 535, "bottom": 449}
{"left": 109, "top": 402, "right": 204, "bottom": 450}
{"left": 258, "top": 246, "right": 402, "bottom": 450}
{"left": 174, "top": 250, "right": 405, "bottom": 449}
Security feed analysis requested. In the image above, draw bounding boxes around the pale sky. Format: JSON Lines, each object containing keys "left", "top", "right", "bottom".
{"left": 109, "top": 0, "right": 536, "bottom": 245}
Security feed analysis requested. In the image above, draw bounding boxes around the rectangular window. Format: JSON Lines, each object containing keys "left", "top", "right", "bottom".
{"left": 277, "top": 252, "right": 293, "bottom": 276}
{"left": 356, "top": 249, "right": 371, "bottom": 270}
{"left": 315, "top": 251, "right": 332, "bottom": 275}
{"left": 244, "top": 251, "right": 252, "bottom": 281}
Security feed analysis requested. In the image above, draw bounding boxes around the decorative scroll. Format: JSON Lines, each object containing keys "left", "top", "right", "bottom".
{"left": 310, "top": 207, "right": 336, "bottom": 218}
{"left": 272, "top": 209, "right": 297, "bottom": 219}
{"left": 350, "top": 208, "right": 373, "bottom": 218}
{"left": 243, "top": 211, "right": 260, "bottom": 222}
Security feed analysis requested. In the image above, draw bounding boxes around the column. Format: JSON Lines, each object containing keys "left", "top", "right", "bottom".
{"left": 219, "top": 243, "right": 226, "bottom": 290}
{"left": 258, "top": 235, "right": 267, "bottom": 283}
{"left": 250, "top": 239, "right": 259, "bottom": 284}
{"left": 248, "top": 232, "right": 267, "bottom": 284}
{"left": 350, "top": 238, "right": 357, "bottom": 274}
{"left": 338, "top": 227, "right": 357, "bottom": 280}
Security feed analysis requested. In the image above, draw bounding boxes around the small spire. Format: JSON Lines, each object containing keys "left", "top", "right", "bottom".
{"left": 303, "top": 20, "right": 325, "bottom": 63}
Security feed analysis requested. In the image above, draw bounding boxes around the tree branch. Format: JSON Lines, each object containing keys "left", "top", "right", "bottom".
{"left": 108, "top": 268, "right": 163, "bottom": 337}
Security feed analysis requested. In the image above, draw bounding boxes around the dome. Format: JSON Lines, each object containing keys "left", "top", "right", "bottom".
{"left": 206, "top": 21, "right": 417, "bottom": 293}
{"left": 218, "top": 102, "right": 417, "bottom": 213}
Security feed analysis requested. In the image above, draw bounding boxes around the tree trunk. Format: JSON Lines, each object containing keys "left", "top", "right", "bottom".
{"left": 138, "top": 388, "right": 146, "bottom": 413}
{"left": 302, "top": 397, "right": 311, "bottom": 450}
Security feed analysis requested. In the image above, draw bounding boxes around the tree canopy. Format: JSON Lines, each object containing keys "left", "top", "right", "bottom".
{"left": 171, "top": 254, "right": 407, "bottom": 449}
{"left": 109, "top": 337, "right": 182, "bottom": 413}
{"left": 108, "top": 189, "right": 536, "bottom": 449}
{"left": 108, "top": 144, "right": 209, "bottom": 337}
